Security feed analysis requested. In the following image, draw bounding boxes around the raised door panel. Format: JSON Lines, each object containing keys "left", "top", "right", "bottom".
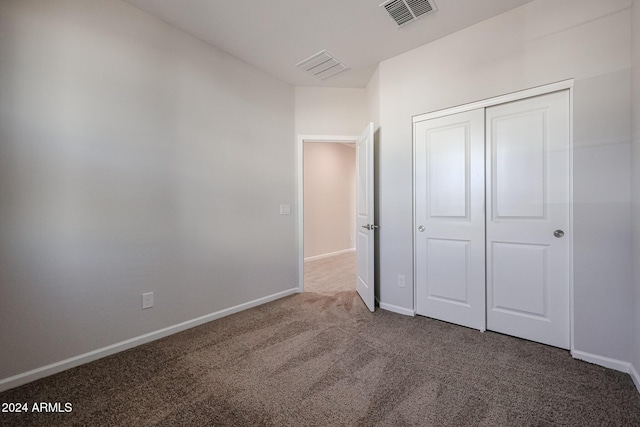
{"left": 426, "top": 239, "right": 470, "bottom": 306}
{"left": 356, "top": 231, "right": 370, "bottom": 289}
{"left": 491, "top": 242, "right": 548, "bottom": 319}
{"left": 427, "top": 125, "right": 469, "bottom": 219}
{"left": 357, "top": 132, "right": 369, "bottom": 219}
{"left": 492, "top": 111, "right": 546, "bottom": 219}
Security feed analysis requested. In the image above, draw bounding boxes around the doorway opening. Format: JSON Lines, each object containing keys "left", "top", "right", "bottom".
{"left": 297, "top": 136, "right": 358, "bottom": 295}
{"left": 297, "top": 124, "right": 376, "bottom": 311}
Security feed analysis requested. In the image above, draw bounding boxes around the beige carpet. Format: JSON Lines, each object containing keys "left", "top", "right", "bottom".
{"left": 304, "top": 251, "right": 355, "bottom": 294}
{"left": 1, "top": 291, "right": 639, "bottom": 426}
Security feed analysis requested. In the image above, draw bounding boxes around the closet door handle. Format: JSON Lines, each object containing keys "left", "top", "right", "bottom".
{"left": 553, "top": 230, "right": 564, "bottom": 238}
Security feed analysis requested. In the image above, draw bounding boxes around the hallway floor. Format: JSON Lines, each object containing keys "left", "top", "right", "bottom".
{"left": 304, "top": 251, "right": 355, "bottom": 294}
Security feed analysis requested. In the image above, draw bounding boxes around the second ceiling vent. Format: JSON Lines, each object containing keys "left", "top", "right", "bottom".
{"left": 295, "top": 50, "right": 349, "bottom": 80}
{"left": 380, "top": 0, "right": 437, "bottom": 27}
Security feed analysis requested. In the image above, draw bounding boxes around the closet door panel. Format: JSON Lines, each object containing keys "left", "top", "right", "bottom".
{"left": 486, "top": 91, "right": 570, "bottom": 349}
{"left": 415, "top": 109, "right": 485, "bottom": 331}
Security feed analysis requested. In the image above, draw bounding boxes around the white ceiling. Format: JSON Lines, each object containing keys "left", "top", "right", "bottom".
{"left": 122, "top": 0, "right": 535, "bottom": 88}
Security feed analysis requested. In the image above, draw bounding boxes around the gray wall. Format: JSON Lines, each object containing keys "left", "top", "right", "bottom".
{"left": 294, "top": 87, "right": 367, "bottom": 136}
{"left": 0, "top": 0, "right": 296, "bottom": 382}
{"left": 377, "top": 0, "right": 634, "bottom": 361}
{"left": 632, "top": 0, "right": 640, "bottom": 376}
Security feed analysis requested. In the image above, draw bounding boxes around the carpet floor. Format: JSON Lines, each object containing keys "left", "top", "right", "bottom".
{"left": 1, "top": 291, "right": 639, "bottom": 426}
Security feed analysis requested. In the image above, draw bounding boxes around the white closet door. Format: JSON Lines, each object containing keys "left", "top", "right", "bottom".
{"left": 486, "top": 91, "right": 570, "bottom": 349}
{"left": 415, "top": 109, "right": 486, "bottom": 330}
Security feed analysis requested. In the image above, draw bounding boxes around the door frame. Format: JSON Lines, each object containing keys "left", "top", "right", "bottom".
{"left": 412, "top": 78, "right": 575, "bottom": 351}
{"left": 296, "top": 134, "right": 359, "bottom": 293}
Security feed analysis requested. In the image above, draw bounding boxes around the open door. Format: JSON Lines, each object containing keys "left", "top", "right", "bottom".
{"left": 356, "top": 122, "right": 376, "bottom": 312}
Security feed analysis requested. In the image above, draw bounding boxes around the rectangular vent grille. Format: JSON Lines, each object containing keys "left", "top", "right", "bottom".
{"left": 295, "top": 50, "right": 349, "bottom": 80}
{"left": 406, "top": 0, "right": 433, "bottom": 17}
{"left": 380, "top": 0, "right": 437, "bottom": 27}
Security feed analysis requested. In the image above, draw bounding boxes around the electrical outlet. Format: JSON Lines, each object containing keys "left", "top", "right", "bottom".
{"left": 398, "top": 274, "right": 405, "bottom": 288}
{"left": 142, "top": 292, "right": 154, "bottom": 309}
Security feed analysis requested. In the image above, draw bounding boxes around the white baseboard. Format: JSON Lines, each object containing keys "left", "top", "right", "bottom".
{"left": 379, "top": 301, "right": 415, "bottom": 317}
{"left": 630, "top": 363, "right": 640, "bottom": 394}
{"left": 0, "top": 287, "right": 298, "bottom": 393}
{"left": 304, "top": 248, "right": 355, "bottom": 262}
{"left": 572, "top": 351, "right": 640, "bottom": 394}
{"left": 571, "top": 350, "right": 631, "bottom": 373}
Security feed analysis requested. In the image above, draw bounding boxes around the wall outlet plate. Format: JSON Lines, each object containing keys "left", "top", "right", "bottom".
{"left": 398, "top": 275, "right": 406, "bottom": 288}
{"left": 142, "top": 292, "right": 154, "bottom": 309}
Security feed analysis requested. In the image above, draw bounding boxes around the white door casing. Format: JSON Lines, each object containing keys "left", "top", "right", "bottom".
{"left": 485, "top": 91, "right": 570, "bottom": 349}
{"left": 415, "top": 109, "right": 486, "bottom": 330}
{"left": 356, "top": 122, "right": 376, "bottom": 312}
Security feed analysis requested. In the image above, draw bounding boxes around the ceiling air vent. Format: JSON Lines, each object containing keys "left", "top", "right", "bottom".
{"left": 295, "top": 50, "right": 349, "bottom": 80}
{"left": 380, "top": 0, "right": 437, "bottom": 27}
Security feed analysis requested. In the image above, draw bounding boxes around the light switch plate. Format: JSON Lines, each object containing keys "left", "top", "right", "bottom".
{"left": 280, "top": 204, "right": 291, "bottom": 215}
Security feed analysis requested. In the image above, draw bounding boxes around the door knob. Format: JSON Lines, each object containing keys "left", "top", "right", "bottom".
{"left": 418, "top": 225, "right": 425, "bottom": 232}
{"left": 553, "top": 230, "right": 564, "bottom": 238}
{"left": 361, "top": 224, "right": 379, "bottom": 230}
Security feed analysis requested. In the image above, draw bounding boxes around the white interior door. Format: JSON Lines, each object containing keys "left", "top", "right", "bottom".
{"left": 415, "top": 110, "right": 486, "bottom": 330}
{"left": 486, "top": 91, "right": 570, "bottom": 349}
{"left": 356, "top": 122, "right": 375, "bottom": 312}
